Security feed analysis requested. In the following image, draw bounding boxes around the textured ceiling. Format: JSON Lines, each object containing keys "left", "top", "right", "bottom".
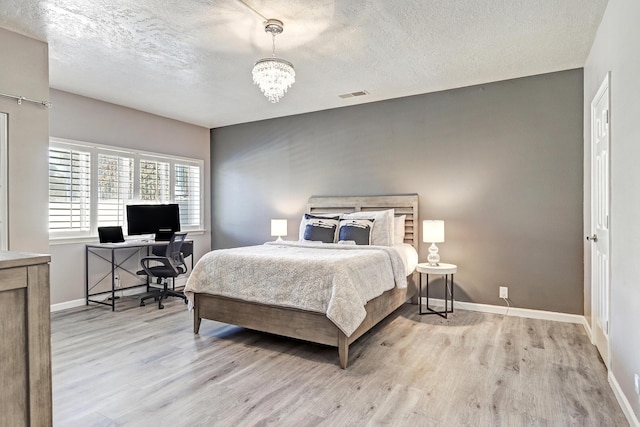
{"left": 0, "top": 0, "right": 607, "bottom": 128}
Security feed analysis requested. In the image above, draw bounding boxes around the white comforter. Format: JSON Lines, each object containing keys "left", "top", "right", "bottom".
{"left": 184, "top": 241, "right": 407, "bottom": 337}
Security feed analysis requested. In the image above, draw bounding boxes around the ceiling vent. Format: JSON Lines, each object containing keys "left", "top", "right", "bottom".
{"left": 339, "top": 90, "right": 369, "bottom": 99}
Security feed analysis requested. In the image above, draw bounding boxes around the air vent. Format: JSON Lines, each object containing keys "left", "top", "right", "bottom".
{"left": 339, "top": 90, "right": 369, "bottom": 99}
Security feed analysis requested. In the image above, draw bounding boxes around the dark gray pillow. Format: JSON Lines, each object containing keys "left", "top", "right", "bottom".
{"left": 338, "top": 219, "right": 374, "bottom": 245}
{"left": 304, "top": 222, "right": 338, "bottom": 243}
{"left": 299, "top": 213, "right": 342, "bottom": 241}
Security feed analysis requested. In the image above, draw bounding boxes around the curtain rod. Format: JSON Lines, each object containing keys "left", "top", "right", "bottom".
{"left": 0, "top": 91, "right": 52, "bottom": 108}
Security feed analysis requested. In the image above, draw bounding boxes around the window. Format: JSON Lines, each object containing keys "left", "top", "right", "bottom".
{"left": 49, "top": 138, "right": 204, "bottom": 239}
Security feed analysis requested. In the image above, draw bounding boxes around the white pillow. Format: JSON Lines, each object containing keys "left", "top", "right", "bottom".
{"left": 342, "top": 209, "right": 394, "bottom": 246}
{"left": 394, "top": 215, "right": 406, "bottom": 244}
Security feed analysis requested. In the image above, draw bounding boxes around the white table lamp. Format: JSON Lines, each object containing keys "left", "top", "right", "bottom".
{"left": 271, "top": 219, "right": 287, "bottom": 242}
{"left": 423, "top": 220, "right": 445, "bottom": 266}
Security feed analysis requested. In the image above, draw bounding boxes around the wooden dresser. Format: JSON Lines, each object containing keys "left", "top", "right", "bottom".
{"left": 0, "top": 251, "right": 52, "bottom": 427}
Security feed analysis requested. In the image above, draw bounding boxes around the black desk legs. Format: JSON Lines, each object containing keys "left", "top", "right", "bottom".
{"left": 85, "top": 245, "right": 89, "bottom": 307}
{"left": 419, "top": 273, "right": 455, "bottom": 319}
{"left": 86, "top": 242, "right": 194, "bottom": 311}
{"left": 110, "top": 249, "right": 116, "bottom": 311}
{"left": 86, "top": 246, "right": 143, "bottom": 311}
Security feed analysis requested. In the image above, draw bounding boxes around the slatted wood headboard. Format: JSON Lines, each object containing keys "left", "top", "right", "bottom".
{"left": 307, "top": 194, "right": 419, "bottom": 249}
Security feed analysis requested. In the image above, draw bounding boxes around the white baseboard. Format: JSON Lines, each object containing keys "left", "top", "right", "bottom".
{"left": 421, "top": 297, "right": 585, "bottom": 324}
{"left": 50, "top": 279, "right": 188, "bottom": 313}
{"left": 609, "top": 370, "right": 640, "bottom": 427}
{"left": 582, "top": 316, "right": 593, "bottom": 342}
{"left": 50, "top": 288, "right": 146, "bottom": 312}
{"left": 50, "top": 298, "right": 86, "bottom": 312}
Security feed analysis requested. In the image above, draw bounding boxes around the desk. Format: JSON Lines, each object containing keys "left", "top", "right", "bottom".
{"left": 85, "top": 240, "right": 193, "bottom": 311}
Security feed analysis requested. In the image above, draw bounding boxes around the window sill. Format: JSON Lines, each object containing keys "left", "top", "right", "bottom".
{"left": 49, "top": 229, "right": 206, "bottom": 246}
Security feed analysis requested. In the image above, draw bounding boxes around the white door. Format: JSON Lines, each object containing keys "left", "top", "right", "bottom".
{"left": 590, "top": 73, "right": 611, "bottom": 367}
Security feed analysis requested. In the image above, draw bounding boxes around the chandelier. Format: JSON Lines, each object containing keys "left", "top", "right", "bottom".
{"left": 252, "top": 19, "right": 295, "bottom": 103}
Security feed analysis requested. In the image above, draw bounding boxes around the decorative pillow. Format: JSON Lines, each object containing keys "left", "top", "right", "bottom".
{"left": 394, "top": 215, "right": 406, "bottom": 244}
{"left": 338, "top": 219, "right": 374, "bottom": 245}
{"left": 342, "top": 209, "right": 394, "bottom": 246}
{"left": 304, "top": 222, "right": 338, "bottom": 243}
{"left": 299, "top": 213, "right": 340, "bottom": 242}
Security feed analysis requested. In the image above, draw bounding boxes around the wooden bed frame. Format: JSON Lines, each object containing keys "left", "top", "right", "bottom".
{"left": 193, "top": 194, "right": 419, "bottom": 368}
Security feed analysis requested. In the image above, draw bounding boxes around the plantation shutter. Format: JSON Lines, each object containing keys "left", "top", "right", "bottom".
{"left": 175, "top": 163, "right": 201, "bottom": 228}
{"left": 140, "top": 159, "right": 170, "bottom": 202}
{"left": 48, "top": 146, "right": 91, "bottom": 231}
{"left": 97, "top": 153, "right": 134, "bottom": 227}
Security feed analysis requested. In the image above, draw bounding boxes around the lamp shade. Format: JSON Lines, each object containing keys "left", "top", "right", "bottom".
{"left": 423, "top": 220, "right": 445, "bottom": 243}
{"left": 271, "top": 219, "right": 288, "bottom": 237}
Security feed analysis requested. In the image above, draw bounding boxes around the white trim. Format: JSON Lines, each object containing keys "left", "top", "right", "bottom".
{"left": 421, "top": 297, "right": 585, "bottom": 324}
{"left": 49, "top": 229, "right": 205, "bottom": 246}
{"left": 50, "top": 278, "right": 189, "bottom": 312}
{"left": 50, "top": 288, "right": 147, "bottom": 312}
{"left": 583, "top": 315, "right": 593, "bottom": 342}
{"left": 609, "top": 371, "right": 640, "bottom": 427}
{"left": 50, "top": 298, "right": 85, "bottom": 312}
{"left": 175, "top": 277, "right": 188, "bottom": 287}
{"left": 0, "top": 113, "right": 7, "bottom": 250}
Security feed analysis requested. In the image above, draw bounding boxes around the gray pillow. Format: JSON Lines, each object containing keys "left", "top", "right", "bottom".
{"left": 304, "top": 222, "right": 337, "bottom": 243}
{"left": 338, "top": 219, "right": 374, "bottom": 245}
{"left": 301, "top": 214, "right": 340, "bottom": 243}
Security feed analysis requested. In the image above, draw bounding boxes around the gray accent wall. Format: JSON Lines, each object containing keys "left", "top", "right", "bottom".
{"left": 584, "top": 0, "right": 640, "bottom": 420}
{"left": 211, "top": 69, "right": 584, "bottom": 314}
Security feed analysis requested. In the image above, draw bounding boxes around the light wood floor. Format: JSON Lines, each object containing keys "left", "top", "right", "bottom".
{"left": 51, "top": 297, "right": 628, "bottom": 426}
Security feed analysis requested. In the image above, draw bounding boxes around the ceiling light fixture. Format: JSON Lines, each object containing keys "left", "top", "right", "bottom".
{"left": 252, "top": 19, "right": 295, "bottom": 103}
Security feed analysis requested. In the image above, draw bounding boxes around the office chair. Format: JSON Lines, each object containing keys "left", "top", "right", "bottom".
{"left": 137, "top": 232, "right": 188, "bottom": 309}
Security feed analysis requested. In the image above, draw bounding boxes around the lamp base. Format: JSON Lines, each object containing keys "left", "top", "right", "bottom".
{"left": 427, "top": 242, "right": 440, "bottom": 266}
{"left": 275, "top": 236, "right": 283, "bottom": 242}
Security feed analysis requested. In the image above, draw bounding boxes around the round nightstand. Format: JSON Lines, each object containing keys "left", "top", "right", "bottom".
{"left": 416, "top": 263, "right": 457, "bottom": 318}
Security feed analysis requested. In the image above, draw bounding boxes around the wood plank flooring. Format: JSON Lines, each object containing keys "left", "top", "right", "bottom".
{"left": 51, "top": 297, "right": 628, "bottom": 426}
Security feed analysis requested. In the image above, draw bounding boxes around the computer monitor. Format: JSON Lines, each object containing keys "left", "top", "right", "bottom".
{"left": 126, "top": 204, "right": 180, "bottom": 237}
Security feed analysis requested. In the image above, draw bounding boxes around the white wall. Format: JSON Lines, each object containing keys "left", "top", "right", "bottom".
{"left": 0, "top": 28, "right": 50, "bottom": 254}
{"left": 48, "top": 89, "right": 211, "bottom": 305}
{"left": 584, "top": 0, "right": 640, "bottom": 421}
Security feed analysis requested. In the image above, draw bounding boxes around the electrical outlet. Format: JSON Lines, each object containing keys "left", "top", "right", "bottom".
{"left": 499, "top": 286, "right": 509, "bottom": 299}
{"left": 634, "top": 373, "right": 640, "bottom": 396}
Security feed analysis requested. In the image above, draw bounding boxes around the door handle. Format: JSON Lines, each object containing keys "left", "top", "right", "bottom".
{"left": 586, "top": 234, "right": 598, "bottom": 242}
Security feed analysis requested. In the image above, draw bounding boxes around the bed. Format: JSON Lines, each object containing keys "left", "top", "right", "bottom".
{"left": 186, "top": 194, "right": 419, "bottom": 368}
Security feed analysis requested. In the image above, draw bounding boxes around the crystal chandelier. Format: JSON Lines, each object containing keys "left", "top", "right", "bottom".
{"left": 252, "top": 19, "right": 295, "bottom": 103}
